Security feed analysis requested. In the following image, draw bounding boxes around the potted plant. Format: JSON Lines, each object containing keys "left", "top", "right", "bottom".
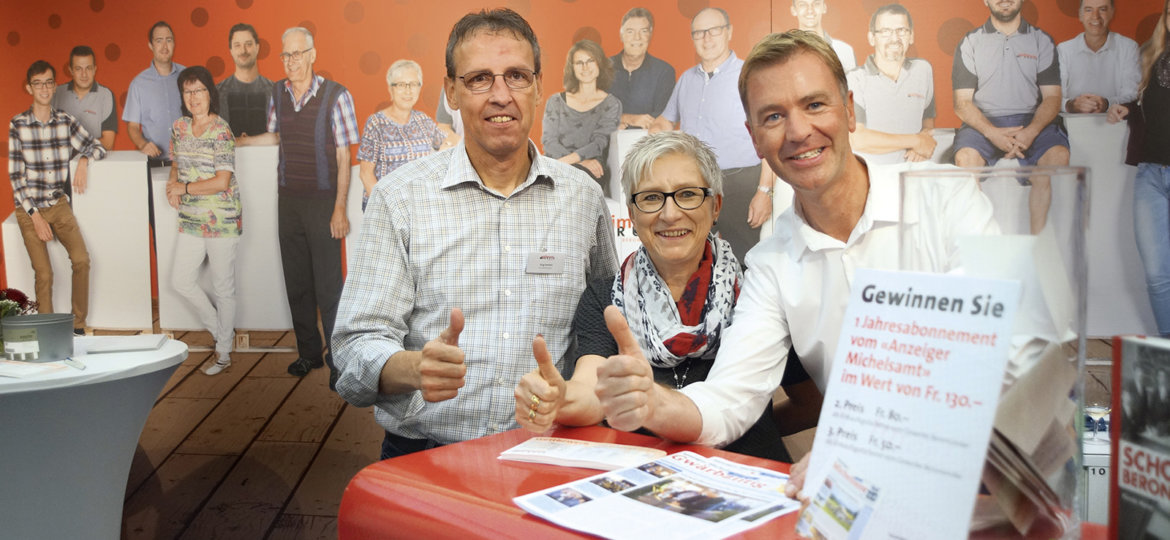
{"left": 0, "top": 288, "right": 38, "bottom": 353}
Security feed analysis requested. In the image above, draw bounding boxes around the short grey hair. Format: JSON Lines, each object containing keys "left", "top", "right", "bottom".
{"left": 387, "top": 59, "right": 422, "bottom": 85}
{"left": 620, "top": 132, "right": 723, "bottom": 203}
{"left": 281, "top": 26, "right": 314, "bottom": 49}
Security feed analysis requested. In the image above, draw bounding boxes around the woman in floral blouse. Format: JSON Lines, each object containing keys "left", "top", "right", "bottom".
{"left": 165, "top": 65, "right": 242, "bottom": 376}
{"left": 357, "top": 59, "right": 447, "bottom": 210}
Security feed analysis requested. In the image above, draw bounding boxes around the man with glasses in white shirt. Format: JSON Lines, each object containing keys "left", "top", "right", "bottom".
{"left": 333, "top": 8, "right": 618, "bottom": 458}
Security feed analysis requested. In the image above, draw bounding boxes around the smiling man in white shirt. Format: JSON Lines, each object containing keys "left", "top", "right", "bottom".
{"left": 592, "top": 31, "right": 996, "bottom": 494}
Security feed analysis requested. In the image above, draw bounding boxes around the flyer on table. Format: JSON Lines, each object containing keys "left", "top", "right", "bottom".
{"left": 799, "top": 269, "right": 1020, "bottom": 539}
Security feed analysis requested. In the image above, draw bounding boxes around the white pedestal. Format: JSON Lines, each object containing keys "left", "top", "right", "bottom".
{"left": 1081, "top": 435, "right": 1111, "bottom": 525}
{"left": 3, "top": 151, "right": 152, "bottom": 328}
{"left": 1064, "top": 113, "right": 1157, "bottom": 336}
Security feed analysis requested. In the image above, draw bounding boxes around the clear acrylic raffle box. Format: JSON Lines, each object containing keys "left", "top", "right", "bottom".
{"left": 899, "top": 165, "right": 1087, "bottom": 539}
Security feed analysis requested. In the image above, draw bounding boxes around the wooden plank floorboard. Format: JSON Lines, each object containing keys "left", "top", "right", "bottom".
{"left": 127, "top": 396, "right": 221, "bottom": 497}
{"left": 258, "top": 368, "right": 345, "bottom": 443}
{"left": 250, "top": 351, "right": 301, "bottom": 378}
{"left": 177, "top": 377, "right": 298, "bottom": 455}
{"left": 122, "top": 453, "right": 238, "bottom": 540}
{"left": 159, "top": 351, "right": 210, "bottom": 397}
{"left": 282, "top": 405, "right": 382, "bottom": 516}
{"left": 178, "top": 441, "right": 319, "bottom": 540}
{"left": 266, "top": 515, "right": 338, "bottom": 540}
{"left": 242, "top": 330, "right": 288, "bottom": 348}
{"left": 168, "top": 352, "right": 263, "bottom": 400}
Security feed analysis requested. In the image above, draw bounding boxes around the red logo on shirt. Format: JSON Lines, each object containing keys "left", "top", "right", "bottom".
{"left": 1017, "top": 53, "right": 1038, "bottom": 60}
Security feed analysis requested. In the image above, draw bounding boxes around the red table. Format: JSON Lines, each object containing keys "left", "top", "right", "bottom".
{"left": 338, "top": 425, "right": 1108, "bottom": 539}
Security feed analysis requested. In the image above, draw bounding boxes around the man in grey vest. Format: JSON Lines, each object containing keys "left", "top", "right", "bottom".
{"left": 242, "top": 26, "right": 359, "bottom": 388}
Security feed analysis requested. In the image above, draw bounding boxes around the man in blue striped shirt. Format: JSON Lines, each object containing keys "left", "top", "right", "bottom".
{"left": 8, "top": 60, "right": 107, "bottom": 334}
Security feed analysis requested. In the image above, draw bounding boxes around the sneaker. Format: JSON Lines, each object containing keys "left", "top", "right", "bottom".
{"left": 204, "top": 355, "right": 231, "bottom": 376}
{"left": 73, "top": 327, "right": 86, "bottom": 336}
{"left": 287, "top": 356, "right": 324, "bottom": 377}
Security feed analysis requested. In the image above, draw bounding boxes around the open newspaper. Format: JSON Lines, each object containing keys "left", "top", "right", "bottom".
{"left": 514, "top": 451, "right": 800, "bottom": 539}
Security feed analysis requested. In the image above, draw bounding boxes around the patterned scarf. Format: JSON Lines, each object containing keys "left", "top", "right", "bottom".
{"left": 611, "top": 234, "right": 742, "bottom": 368}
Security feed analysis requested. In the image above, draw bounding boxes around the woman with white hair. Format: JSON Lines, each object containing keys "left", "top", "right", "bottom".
{"left": 356, "top": 59, "right": 447, "bottom": 209}
{"left": 513, "top": 131, "right": 812, "bottom": 461}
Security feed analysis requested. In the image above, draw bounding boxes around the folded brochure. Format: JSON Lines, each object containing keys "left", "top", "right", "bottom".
{"left": 512, "top": 450, "right": 799, "bottom": 540}
{"left": 499, "top": 437, "right": 667, "bottom": 470}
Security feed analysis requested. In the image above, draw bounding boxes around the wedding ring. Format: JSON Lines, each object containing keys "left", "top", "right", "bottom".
{"left": 530, "top": 395, "right": 541, "bottom": 407}
{"left": 528, "top": 409, "right": 537, "bottom": 420}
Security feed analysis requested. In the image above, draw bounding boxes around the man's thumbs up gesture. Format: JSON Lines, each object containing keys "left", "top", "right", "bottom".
{"left": 418, "top": 308, "right": 466, "bottom": 402}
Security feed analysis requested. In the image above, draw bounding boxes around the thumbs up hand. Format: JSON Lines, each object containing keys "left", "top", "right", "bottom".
{"left": 418, "top": 308, "right": 466, "bottom": 402}
{"left": 514, "top": 334, "right": 567, "bottom": 432}
{"left": 594, "top": 305, "right": 656, "bottom": 432}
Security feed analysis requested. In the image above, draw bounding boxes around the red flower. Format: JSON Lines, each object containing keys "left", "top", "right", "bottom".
{"left": 2, "top": 288, "right": 29, "bottom": 309}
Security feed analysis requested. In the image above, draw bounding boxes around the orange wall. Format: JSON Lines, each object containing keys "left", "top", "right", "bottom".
{"left": 1, "top": 0, "right": 1162, "bottom": 287}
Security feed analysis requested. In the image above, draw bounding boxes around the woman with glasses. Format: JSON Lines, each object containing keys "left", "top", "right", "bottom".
{"left": 513, "top": 132, "right": 812, "bottom": 460}
{"left": 541, "top": 39, "right": 622, "bottom": 192}
{"left": 357, "top": 59, "right": 447, "bottom": 210}
{"left": 164, "top": 66, "right": 241, "bottom": 376}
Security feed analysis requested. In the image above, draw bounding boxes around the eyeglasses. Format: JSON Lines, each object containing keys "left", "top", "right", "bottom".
{"left": 279, "top": 47, "right": 313, "bottom": 63}
{"left": 573, "top": 58, "right": 596, "bottom": 69}
{"left": 457, "top": 68, "right": 538, "bottom": 93}
{"left": 183, "top": 87, "right": 208, "bottom": 97}
{"left": 391, "top": 81, "right": 422, "bottom": 90}
{"left": 691, "top": 24, "right": 728, "bottom": 40}
{"left": 631, "top": 187, "right": 713, "bottom": 213}
{"left": 29, "top": 79, "right": 55, "bottom": 90}
{"left": 872, "top": 27, "right": 911, "bottom": 38}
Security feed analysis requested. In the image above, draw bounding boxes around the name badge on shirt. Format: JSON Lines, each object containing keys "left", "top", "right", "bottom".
{"left": 526, "top": 252, "right": 566, "bottom": 274}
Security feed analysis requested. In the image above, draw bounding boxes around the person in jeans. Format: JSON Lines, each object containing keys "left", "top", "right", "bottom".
{"left": 1108, "top": 0, "right": 1170, "bottom": 335}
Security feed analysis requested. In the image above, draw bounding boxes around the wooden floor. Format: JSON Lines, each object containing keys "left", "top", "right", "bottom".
{"left": 119, "top": 329, "right": 383, "bottom": 540}
{"left": 117, "top": 327, "right": 1117, "bottom": 539}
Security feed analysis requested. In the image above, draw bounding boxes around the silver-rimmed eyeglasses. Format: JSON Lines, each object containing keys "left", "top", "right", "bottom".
{"left": 872, "top": 27, "right": 911, "bottom": 38}
{"left": 691, "top": 24, "right": 728, "bottom": 40}
{"left": 457, "top": 68, "right": 537, "bottom": 93}
{"left": 279, "top": 47, "right": 313, "bottom": 63}
{"left": 631, "top": 187, "right": 713, "bottom": 213}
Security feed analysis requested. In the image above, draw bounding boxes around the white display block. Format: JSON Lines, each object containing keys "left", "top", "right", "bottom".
{"left": 1064, "top": 113, "right": 1157, "bottom": 336}
{"left": 607, "top": 129, "right": 649, "bottom": 200}
{"left": 1080, "top": 436, "right": 1110, "bottom": 525}
{"left": 345, "top": 164, "right": 366, "bottom": 270}
{"left": 3, "top": 151, "right": 152, "bottom": 329}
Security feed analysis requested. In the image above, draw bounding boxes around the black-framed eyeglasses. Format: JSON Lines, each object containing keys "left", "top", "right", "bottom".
{"left": 279, "top": 47, "right": 313, "bottom": 63}
{"left": 872, "top": 27, "right": 911, "bottom": 39}
{"left": 391, "top": 81, "right": 422, "bottom": 90}
{"left": 457, "top": 68, "right": 538, "bottom": 93}
{"left": 182, "top": 87, "right": 208, "bottom": 97}
{"left": 29, "top": 79, "right": 55, "bottom": 90}
{"left": 631, "top": 187, "right": 713, "bottom": 213}
{"left": 691, "top": 24, "right": 728, "bottom": 40}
